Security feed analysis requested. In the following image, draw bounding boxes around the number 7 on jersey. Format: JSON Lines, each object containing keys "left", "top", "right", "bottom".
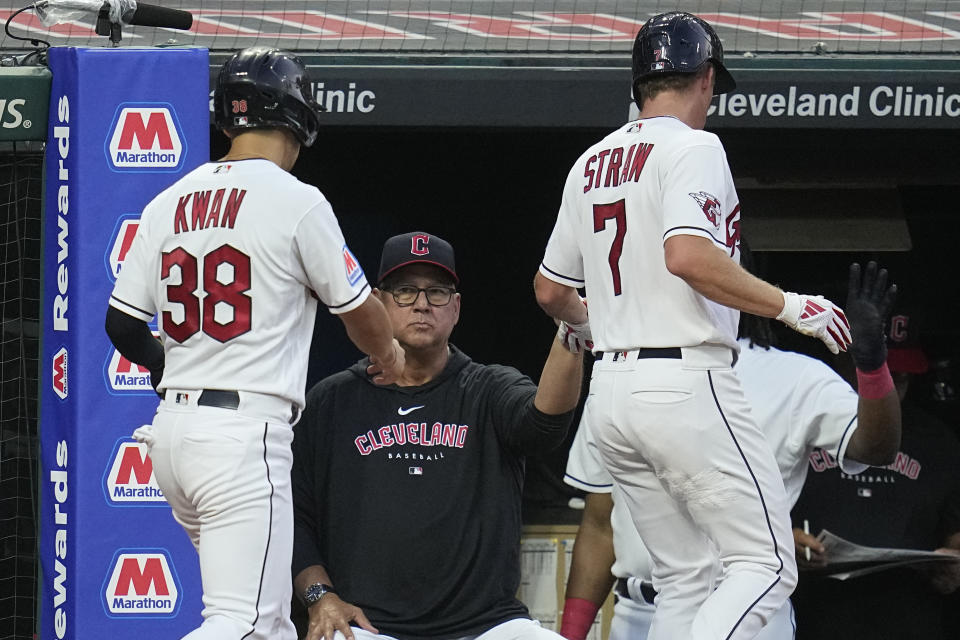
{"left": 593, "top": 199, "right": 626, "bottom": 296}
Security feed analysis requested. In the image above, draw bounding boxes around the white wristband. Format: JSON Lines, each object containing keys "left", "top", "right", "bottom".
{"left": 776, "top": 291, "right": 802, "bottom": 327}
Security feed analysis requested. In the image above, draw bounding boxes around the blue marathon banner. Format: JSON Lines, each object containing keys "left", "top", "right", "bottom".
{"left": 40, "top": 47, "right": 209, "bottom": 640}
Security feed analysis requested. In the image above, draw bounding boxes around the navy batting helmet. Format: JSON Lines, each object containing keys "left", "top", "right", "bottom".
{"left": 214, "top": 47, "right": 324, "bottom": 147}
{"left": 631, "top": 12, "right": 736, "bottom": 106}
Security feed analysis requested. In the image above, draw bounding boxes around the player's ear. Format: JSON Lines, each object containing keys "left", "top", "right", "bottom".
{"left": 451, "top": 292, "right": 461, "bottom": 325}
{"left": 704, "top": 64, "right": 716, "bottom": 92}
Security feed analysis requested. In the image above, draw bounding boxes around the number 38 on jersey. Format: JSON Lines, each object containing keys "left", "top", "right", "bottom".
{"left": 162, "top": 244, "right": 252, "bottom": 343}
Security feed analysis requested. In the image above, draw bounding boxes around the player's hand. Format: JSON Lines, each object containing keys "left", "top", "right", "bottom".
{"left": 557, "top": 319, "right": 593, "bottom": 354}
{"left": 367, "top": 339, "right": 405, "bottom": 385}
{"left": 555, "top": 295, "right": 592, "bottom": 354}
{"left": 845, "top": 261, "right": 897, "bottom": 371}
{"left": 793, "top": 527, "right": 827, "bottom": 569}
{"left": 305, "top": 593, "right": 379, "bottom": 640}
{"left": 777, "top": 292, "right": 852, "bottom": 354}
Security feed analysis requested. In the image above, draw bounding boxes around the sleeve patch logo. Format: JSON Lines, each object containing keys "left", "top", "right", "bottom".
{"left": 342, "top": 246, "right": 364, "bottom": 286}
{"left": 688, "top": 191, "right": 722, "bottom": 230}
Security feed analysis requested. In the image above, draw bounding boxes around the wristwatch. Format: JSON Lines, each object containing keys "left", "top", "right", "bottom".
{"left": 303, "top": 582, "right": 336, "bottom": 607}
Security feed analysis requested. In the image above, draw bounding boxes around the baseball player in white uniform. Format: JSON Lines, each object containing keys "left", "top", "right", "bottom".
{"left": 534, "top": 13, "right": 852, "bottom": 640}
{"left": 560, "top": 262, "right": 901, "bottom": 640}
{"left": 105, "top": 48, "right": 404, "bottom": 640}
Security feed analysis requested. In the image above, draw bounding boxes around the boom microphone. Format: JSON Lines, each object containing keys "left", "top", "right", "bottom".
{"left": 123, "top": 2, "right": 193, "bottom": 30}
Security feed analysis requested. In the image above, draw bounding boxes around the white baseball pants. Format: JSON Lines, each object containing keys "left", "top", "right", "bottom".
{"left": 330, "top": 618, "right": 563, "bottom": 640}
{"left": 139, "top": 390, "right": 298, "bottom": 640}
{"left": 610, "top": 584, "right": 796, "bottom": 640}
{"left": 609, "top": 593, "right": 655, "bottom": 640}
{"left": 586, "top": 345, "right": 797, "bottom": 640}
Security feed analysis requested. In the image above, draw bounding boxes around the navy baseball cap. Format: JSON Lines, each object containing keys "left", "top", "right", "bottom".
{"left": 377, "top": 232, "right": 459, "bottom": 285}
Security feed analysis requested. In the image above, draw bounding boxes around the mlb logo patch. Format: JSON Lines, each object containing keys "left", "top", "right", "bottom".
{"left": 857, "top": 488, "right": 872, "bottom": 498}
{"left": 102, "top": 549, "right": 182, "bottom": 618}
{"left": 104, "top": 103, "right": 186, "bottom": 172}
{"left": 409, "top": 467, "right": 423, "bottom": 475}
{"left": 342, "top": 245, "right": 364, "bottom": 286}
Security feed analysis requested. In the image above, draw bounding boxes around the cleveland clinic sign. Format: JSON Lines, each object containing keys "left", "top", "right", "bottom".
{"left": 198, "top": 59, "right": 960, "bottom": 129}
{"left": 709, "top": 83, "right": 960, "bottom": 124}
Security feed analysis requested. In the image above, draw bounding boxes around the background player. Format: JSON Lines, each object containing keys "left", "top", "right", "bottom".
{"left": 791, "top": 309, "right": 960, "bottom": 640}
{"left": 104, "top": 47, "right": 404, "bottom": 640}
{"left": 534, "top": 12, "right": 851, "bottom": 639}
{"left": 559, "top": 259, "right": 901, "bottom": 640}
{"left": 291, "top": 231, "right": 583, "bottom": 640}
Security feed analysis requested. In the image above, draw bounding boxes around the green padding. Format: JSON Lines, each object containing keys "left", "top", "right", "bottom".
{"left": 0, "top": 66, "right": 52, "bottom": 141}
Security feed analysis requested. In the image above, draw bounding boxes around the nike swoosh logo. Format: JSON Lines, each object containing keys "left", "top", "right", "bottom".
{"left": 397, "top": 405, "right": 424, "bottom": 416}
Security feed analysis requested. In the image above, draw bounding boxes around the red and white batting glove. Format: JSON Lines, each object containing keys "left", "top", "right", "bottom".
{"left": 777, "top": 291, "right": 852, "bottom": 354}
{"left": 557, "top": 319, "right": 593, "bottom": 354}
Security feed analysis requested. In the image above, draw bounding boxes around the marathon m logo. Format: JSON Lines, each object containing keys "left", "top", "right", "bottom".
{"left": 343, "top": 246, "right": 364, "bottom": 286}
{"left": 105, "top": 103, "right": 186, "bottom": 172}
{"left": 104, "top": 334, "right": 158, "bottom": 395}
{"left": 52, "top": 347, "right": 67, "bottom": 399}
{"left": 105, "top": 349, "right": 152, "bottom": 393}
{"left": 102, "top": 440, "right": 165, "bottom": 505}
{"left": 105, "top": 216, "right": 140, "bottom": 280}
{"left": 102, "top": 550, "right": 181, "bottom": 617}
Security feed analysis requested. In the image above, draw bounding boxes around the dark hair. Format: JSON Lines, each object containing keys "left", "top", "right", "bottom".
{"left": 634, "top": 65, "right": 710, "bottom": 109}
{"left": 738, "top": 312, "right": 776, "bottom": 350}
{"left": 736, "top": 236, "right": 776, "bottom": 349}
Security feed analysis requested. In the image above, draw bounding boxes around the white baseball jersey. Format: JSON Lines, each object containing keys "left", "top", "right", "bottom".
{"left": 540, "top": 117, "right": 741, "bottom": 352}
{"left": 565, "top": 339, "right": 869, "bottom": 639}
{"left": 110, "top": 158, "right": 369, "bottom": 408}
{"left": 734, "top": 339, "right": 868, "bottom": 502}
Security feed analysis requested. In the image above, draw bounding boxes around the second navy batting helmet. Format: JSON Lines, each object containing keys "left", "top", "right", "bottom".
{"left": 631, "top": 12, "right": 736, "bottom": 105}
{"left": 214, "top": 47, "right": 324, "bottom": 147}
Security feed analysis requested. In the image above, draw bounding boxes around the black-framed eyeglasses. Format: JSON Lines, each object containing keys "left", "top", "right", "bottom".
{"left": 386, "top": 285, "right": 457, "bottom": 307}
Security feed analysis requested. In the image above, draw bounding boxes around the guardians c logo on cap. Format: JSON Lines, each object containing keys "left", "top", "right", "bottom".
{"left": 377, "top": 231, "right": 458, "bottom": 284}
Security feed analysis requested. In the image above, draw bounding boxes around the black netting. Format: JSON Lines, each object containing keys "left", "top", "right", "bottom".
{"left": 1, "top": 1, "right": 959, "bottom": 55}
{"left": 0, "top": 145, "right": 42, "bottom": 640}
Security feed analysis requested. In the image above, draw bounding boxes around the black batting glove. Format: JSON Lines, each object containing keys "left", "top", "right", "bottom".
{"left": 845, "top": 261, "right": 897, "bottom": 372}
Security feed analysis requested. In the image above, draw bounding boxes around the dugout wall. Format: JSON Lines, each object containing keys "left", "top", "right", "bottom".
{"left": 272, "top": 59, "right": 960, "bottom": 637}
{"left": 259, "top": 53, "right": 960, "bottom": 381}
